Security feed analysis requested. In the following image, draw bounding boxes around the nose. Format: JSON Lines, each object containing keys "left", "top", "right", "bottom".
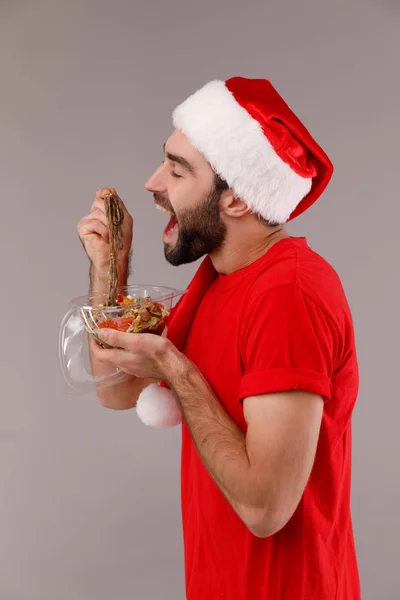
{"left": 145, "top": 164, "right": 166, "bottom": 193}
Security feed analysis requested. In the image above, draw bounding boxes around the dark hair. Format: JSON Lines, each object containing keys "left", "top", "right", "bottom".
{"left": 214, "top": 174, "right": 281, "bottom": 228}
{"left": 214, "top": 173, "right": 229, "bottom": 192}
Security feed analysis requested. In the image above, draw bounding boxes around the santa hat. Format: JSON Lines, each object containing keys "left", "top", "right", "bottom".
{"left": 172, "top": 76, "right": 333, "bottom": 224}
{"left": 136, "top": 77, "right": 334, "bottom": 428}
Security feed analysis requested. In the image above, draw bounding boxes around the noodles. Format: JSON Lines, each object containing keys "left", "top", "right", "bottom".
{"left": 104, "top": 191, "right": 124, "bottom": 307}
{"left": 81, "top": 191, "right": 170, "bottom": 338}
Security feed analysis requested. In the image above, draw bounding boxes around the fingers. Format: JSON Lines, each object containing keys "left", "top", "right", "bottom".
{"left": 87, "top": 206, "right": 109, "bottom": 227}
{"left": 95, "top": 187, "right": 122, "bottom": 201}
{"left": 90, "top": 338, "right": 138, "bottom": 374}
{"left": 94, "top": 188, "right": 128, "bottom": 213}
{"left": 97, "top": 328, "right": 135, "bottom": 350}
{"left": 77, "top": 216, "right": 110, "bottom": 243}
{"left": 91, "top": 193, "right": 108, "bottom": 214}
{"left": 91, "top": 330, "right": 169, "bottom": 380}
{"left": 93, "top": 188, "right": 133, "bottom": 225}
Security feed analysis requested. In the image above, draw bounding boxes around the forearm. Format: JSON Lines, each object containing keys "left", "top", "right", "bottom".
{"left": 88, "top": 260, "right": 149, "bottom": 409}
{"left": 167, "top": 356, "right": 267, "bottom": 523}
{"left": 89, "top": 259, "right": 130, "bottom": 297}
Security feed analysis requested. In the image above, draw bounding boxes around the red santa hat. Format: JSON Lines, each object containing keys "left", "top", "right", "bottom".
{"left": 135, "top": 77, "right": 334, "bottom": 428}
{"left": 172, "top": 76, "right": 333, "bottom": 224}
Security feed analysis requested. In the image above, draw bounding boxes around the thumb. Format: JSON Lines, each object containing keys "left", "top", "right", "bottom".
{"left": 96, "top": 327, "right": 130, "bottom": 350}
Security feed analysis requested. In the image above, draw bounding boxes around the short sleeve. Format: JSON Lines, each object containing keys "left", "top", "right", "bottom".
{"left": 239, "top": 284, "right": 336, "bottom": 402}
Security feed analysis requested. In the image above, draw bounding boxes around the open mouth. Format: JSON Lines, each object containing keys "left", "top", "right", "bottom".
{"left": 155, "top": 203, "right": 174, "bottom": 215}
{"left": 155, "top": 202, "right": 179, "bottom": 241}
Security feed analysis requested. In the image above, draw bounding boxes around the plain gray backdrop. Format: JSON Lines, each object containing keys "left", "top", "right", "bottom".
{"left": 1, "top": 0, "right": 399, "bottom": 598}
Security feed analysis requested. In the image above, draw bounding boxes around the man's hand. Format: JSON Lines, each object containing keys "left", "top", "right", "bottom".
{"left": 77, "top": 187, "right": 136, "bottom": 410}
{"left": 93, "top": 329, "right": 190, "bottom": 383}
{"left": 77, "top": 187, "right": 133, "bottom": 290}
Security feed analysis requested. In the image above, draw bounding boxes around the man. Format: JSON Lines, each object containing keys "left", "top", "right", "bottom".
{"left": 77, "top": 77, "right": 361, "bottom": 599}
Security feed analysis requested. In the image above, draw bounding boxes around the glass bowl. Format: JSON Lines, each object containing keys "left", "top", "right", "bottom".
{"left": 59, "top": 285, "right": 186, "bottom": 396}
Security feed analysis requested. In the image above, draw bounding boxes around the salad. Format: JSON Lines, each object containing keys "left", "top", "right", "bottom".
{"left": 86, "top": 294, "right": 170, "bottom": 335}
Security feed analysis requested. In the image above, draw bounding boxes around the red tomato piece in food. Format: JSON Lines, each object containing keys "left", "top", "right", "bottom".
{"left": 98, "top": 317, "right": 134, "bottom": 331}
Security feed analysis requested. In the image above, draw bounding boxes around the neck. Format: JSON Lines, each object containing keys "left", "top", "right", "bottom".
{"left": 209, "top": 222, "right": 290, "bottom": 276}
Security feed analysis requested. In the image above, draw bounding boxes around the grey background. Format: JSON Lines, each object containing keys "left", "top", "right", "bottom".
{"left": 1, "top": 0, "right": 399, "bottom": 598}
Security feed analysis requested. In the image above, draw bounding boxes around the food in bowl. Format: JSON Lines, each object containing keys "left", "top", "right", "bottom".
{"left": 82, "top": 294, "right": 170, "bottom": 337}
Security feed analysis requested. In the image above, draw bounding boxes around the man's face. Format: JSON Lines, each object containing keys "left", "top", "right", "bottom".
{"left": 145, "top": 130, "right": 227, "bottom": 266}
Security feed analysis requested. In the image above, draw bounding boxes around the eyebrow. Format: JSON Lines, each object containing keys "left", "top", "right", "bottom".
{"left": 163, "top": 143, "right": 195, "bottom": 176}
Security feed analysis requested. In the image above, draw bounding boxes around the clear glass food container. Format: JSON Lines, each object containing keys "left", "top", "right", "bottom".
{"left": 58, "top": 285, "right": 186, "bottom": 396}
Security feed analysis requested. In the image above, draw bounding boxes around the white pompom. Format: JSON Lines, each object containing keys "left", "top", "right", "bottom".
{"left": 136, "top": 383, "right": 183, "bottom": 428}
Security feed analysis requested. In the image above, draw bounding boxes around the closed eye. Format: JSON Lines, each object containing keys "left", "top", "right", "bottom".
{"left": 160, "top": 158, "right": 182, "bottom": 179}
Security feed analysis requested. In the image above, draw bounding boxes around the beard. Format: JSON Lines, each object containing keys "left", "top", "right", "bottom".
{"left": 155, "top": 182, "right": 227, "bottom": 267}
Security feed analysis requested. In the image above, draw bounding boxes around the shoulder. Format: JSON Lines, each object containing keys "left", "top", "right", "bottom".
{"left": 247, "top": 237, "right": 351, "bottom": 323}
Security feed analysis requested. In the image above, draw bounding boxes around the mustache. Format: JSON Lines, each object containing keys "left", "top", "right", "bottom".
{"left": 153, "top": 193, "right": 175, "bottom": 215}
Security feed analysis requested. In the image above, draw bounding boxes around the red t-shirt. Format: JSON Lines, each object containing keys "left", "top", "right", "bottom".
{"left": 180, "top": 237, "right": 361, "bottom": 600}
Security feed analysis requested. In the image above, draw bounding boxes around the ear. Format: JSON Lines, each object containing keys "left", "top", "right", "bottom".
{"left": 220, "top": 191, "right": 249, "bottom": 219}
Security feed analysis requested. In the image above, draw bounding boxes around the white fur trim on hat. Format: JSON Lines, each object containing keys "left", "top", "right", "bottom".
{"left": 172, "top": 80, "right": 312, "bottom": 224}
{"left": 136, "top": 383, "right": 182, "bottom": 428}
